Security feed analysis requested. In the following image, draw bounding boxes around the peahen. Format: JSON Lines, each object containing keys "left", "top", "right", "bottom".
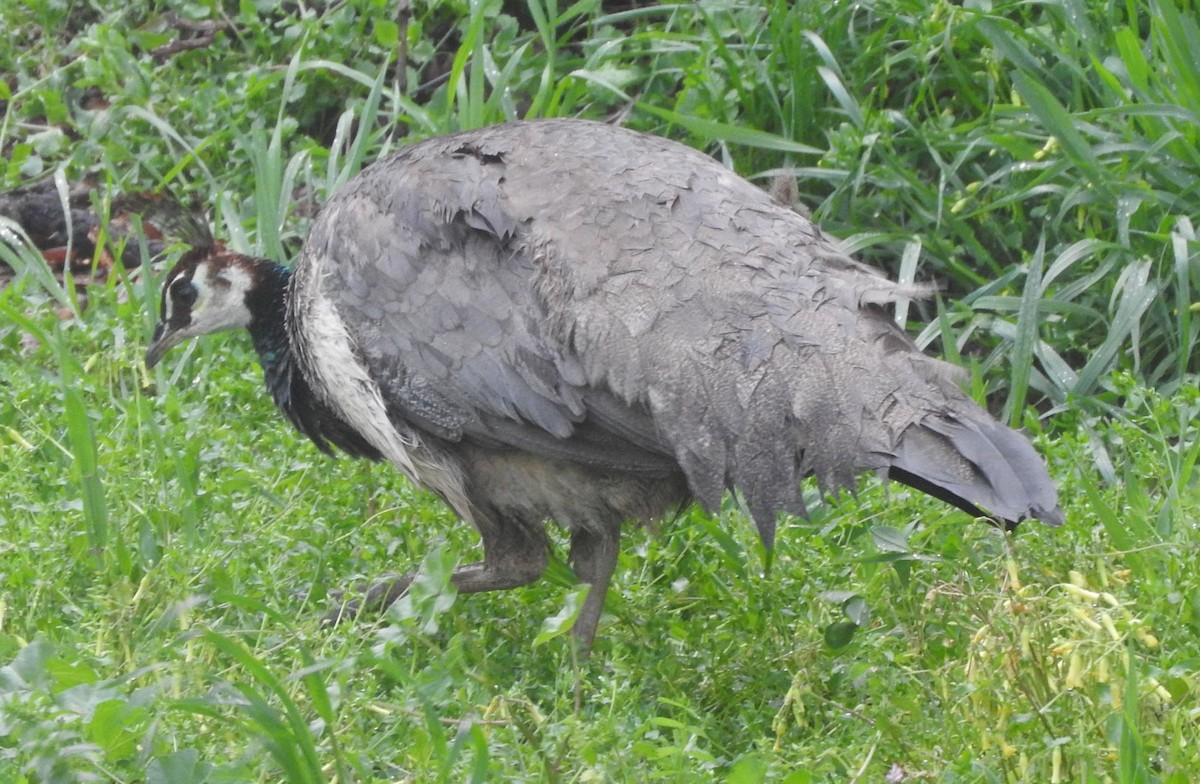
{"left": 146, "top": 119, "right": 1063, "bottom": 647}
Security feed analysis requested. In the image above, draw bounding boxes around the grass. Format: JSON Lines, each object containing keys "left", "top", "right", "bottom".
{"left": 1, "top": 0, "right": 1199, "bottom": 780}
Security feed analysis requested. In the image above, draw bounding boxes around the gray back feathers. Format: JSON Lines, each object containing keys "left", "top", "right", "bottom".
{"left": 291, "top": 119, "right": 1062, "bottom": 543}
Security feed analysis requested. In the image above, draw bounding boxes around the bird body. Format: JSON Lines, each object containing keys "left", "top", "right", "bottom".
{"left": 147, "top": 119, "right": 1062, "bottom": 647}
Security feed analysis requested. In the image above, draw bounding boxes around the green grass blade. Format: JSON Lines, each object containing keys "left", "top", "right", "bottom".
{"left": 811, "top": 59, "right": 862, "bottom": 127}
{"left": 0, "top": 300, "right": 113, "bottom": 565}
{"left": 1007, "top": 236, "right": 1043, "bottom": 426}
{"left": 636, "top": 104, "right": 823, "bottom": 156}
{"left": 335, "top": 61, "right": 390, "bottom": 190}
{"left": 1171, "top": 217, "right": 1196, "bottom": 379}
{"left": 0, "top": 217, "right": 76, "bottom": 313}
{"left": 1041, "top": 238, "right": 1112, "bottom": 289}
{"left": 1072, "top": 261, "right": 1157, "bottom": 396}
{"left": 199, "top": 630, "right": 326, "bottom": 784}
{"left": 1150, "top": 0, "right": 1200, "bottom": 116}
{"left": 1011, "top": 70, "right": 1110, "bottom": 193}
{"left": 893, "top": 237, "right": 922, "bottom": 328}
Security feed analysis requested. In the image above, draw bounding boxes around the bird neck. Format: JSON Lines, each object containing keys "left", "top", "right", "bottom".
{"left": 245, "top": 259, "right": 294, "bottom": 389}
{"left": 241, "top": 257, "right": 382, "bottom": 461}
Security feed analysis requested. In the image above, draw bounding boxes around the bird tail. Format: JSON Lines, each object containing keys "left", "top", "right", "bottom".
{"left": 884, "top": 404, "right": 1064, "bottom": 530}
{"left": 632, "top": 329, "right": 1064, "bottom": 548}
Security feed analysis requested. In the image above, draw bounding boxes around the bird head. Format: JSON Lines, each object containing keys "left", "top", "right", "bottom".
{"left": 145, "top": 251, "right": 258, "bottom": 368}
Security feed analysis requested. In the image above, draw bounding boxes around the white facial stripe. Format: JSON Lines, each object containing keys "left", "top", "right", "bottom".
{"left": 164, "top": 272, "right": 195, "bottom": 323}
{"left": 162, "top": 273, "right": 186, "bottom": 324}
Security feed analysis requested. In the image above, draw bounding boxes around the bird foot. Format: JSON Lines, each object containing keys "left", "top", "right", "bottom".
{"left": 319, "top": 573, "right": 415, "bottom": 627}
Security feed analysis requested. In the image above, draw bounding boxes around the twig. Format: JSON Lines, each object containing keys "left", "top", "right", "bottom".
{"left": 369, "top": 702, "right": 509, "bottom": 728}
{"left": 151, "top": 35, "right": 218, "bottom": 61}
{"left": 150, "top": 17, "right": 235, "bottom": 63}
{"left": 397, "top": 0, "right": 411, "bottom": 96}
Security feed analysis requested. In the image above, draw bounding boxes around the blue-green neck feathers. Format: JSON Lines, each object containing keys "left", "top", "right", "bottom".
{"left": 245, "top": 260, "right": 381, "bottom": 461}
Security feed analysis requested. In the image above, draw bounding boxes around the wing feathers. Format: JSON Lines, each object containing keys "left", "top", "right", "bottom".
{"left": 297, "top": 119, "right": 1060, "bottom": 536}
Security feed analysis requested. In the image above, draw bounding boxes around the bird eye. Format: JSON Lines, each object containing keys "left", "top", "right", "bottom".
{"left": 173, "top": 280, "right": 198, "bottom": 307}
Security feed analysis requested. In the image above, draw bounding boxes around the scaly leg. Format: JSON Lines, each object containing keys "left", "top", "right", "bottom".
{"left": 322, "top": 516, "right": 548, "bottom": 626}
{"left": 567, "top": 527, "right": 621, "bottom": 650}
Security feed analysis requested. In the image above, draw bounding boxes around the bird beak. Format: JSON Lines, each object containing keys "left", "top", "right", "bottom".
{"left": 145, "top": 321, "right": 184, "bottom": 369}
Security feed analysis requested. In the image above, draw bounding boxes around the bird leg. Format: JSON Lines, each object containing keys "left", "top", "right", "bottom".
{"left": 322, "top": 517, "right": 547, "bottom": 627}
{"left": 567, "top": 527, "right": 621, "bottom": 651}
